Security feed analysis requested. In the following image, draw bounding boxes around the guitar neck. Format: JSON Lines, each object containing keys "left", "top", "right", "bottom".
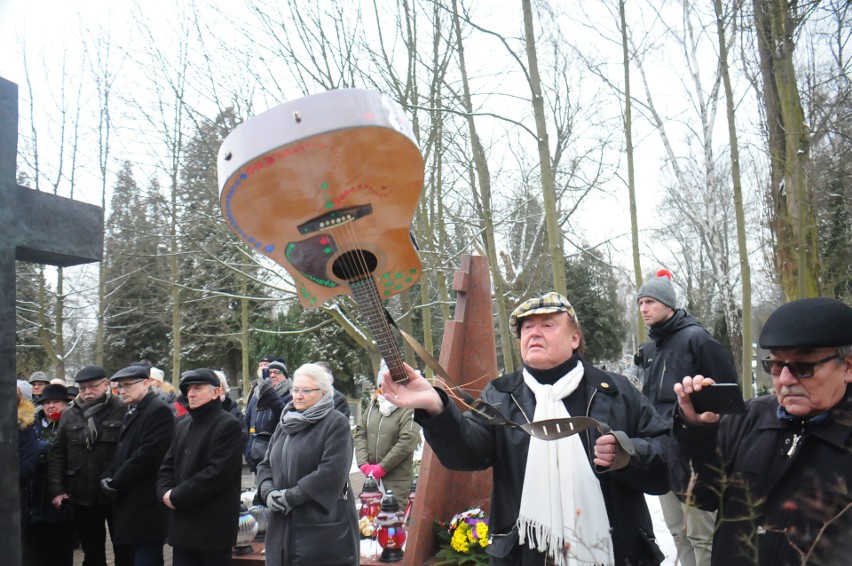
{"left": 350, "top": 278, "right": 409, "bottom": 384}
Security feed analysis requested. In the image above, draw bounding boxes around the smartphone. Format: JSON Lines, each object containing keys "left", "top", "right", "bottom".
{"left": 690, "top": 383, "right": 747, "bottom": 414}
{"left": 262, "top": 367, "right": 270, "bottom": 380}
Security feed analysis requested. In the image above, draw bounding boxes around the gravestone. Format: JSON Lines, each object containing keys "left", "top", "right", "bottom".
{"left": 0, "top": 77, "right": 104, "bottom": 565}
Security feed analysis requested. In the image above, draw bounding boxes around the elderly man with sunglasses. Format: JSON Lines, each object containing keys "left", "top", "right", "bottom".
{"left": 671, "top": 297, "right": 852, "bottom": 566}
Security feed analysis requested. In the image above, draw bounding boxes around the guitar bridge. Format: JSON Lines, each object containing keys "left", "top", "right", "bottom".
{"left": 298, "top": 204, "right": 373, "bottom": 235}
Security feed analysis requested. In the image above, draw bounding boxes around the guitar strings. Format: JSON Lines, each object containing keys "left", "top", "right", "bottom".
{"left": 335, "top": 219, "right": 406, "bottom": 380}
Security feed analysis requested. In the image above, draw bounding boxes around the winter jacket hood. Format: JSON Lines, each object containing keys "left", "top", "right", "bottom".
{"left": 19, "top": 399, "right": 36, "bottom": 430}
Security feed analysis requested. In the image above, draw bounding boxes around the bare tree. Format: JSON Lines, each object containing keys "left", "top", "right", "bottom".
{"left": 715, "top": 0, "right": 754, "bottom": 397}
{"left": 619, "top": 0, "right": 645, "bottom": 344}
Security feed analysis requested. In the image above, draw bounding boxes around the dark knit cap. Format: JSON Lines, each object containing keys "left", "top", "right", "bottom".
{"left": 38, "top": 384, "right": 69, "bottom": 404}
{"left": 179, "top": 368, "right": 220, "bottom": 395}
{"left": 259, "top": 354, "right": 276, "bottom": 363}
{"left": 110, "top": 365, "right": 150, "bottom": 382}
{"left": 75, "top": 365, "right": 107, "bottom": 383}
{"left": 268, "top": 360, "right": 288, "bottom": 376}
{"left": 637, "top": 269, "right": 677, "bottom": 309}
{"left": 759, "top": 298, "right": 852, "bottom": 350}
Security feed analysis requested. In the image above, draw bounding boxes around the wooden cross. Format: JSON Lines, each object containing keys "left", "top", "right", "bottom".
{"left": 0, "top": 77, "right": 103, "bottom": 565}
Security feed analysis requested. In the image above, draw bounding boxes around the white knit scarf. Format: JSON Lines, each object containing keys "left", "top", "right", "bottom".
{"left": 517, "top": 362, "right": 614, "bottom": 565}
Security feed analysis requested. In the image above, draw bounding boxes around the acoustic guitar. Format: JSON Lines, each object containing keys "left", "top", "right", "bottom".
{"left": 217, "top": 89, "right": 424, "bottom": 383}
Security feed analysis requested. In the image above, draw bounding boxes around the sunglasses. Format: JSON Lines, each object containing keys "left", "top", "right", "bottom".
{"left": 761, "top": 354, "right": 841, "bottom": 379}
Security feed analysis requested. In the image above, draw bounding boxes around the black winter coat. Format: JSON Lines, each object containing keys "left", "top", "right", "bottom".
{"left": 157, "top": 397, "right": 244, "bottom": 551}
{"left": 47, "top": 395, "right": 127, "bottom": 506}
{"left": 639, "top": 310, "right": 737, "bottom": 421}
{"left": 670, "top": 387, "right": 852, "bottom": 566}
{"left": 416, "top": 359, "right": 671, "bottom": 565}
{"left": 244, "top": 385, "right": 289, "bottom": 471}
{"left": 28, "top": 412, "right": 74, "bottom": 525}
{"left": 104, "top": 391, "right": 175, "bottom": 545}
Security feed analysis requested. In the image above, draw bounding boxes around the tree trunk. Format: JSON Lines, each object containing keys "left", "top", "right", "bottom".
{"left": 451, "top": 0, "right": 514, "bottom": 373}
{"left": 521, "top": 0, "right": 567, "bottom": 298}
{"left": 620, "top": 0, "right": 645, "bottom": 345}
{"left": 754, "top": 0, "right": 821, "bottom": 300}
{"left": 715, "top": 0, "right": 754, "bottom": 398}
{"left": 241, "top": 276, "right": 250, "bottom": 396}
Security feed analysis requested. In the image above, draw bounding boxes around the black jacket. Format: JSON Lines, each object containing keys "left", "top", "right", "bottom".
{"left": 671, "top": 387, "right": 852, "bottom": 566}
{"left": 47, "top": 395, "right": 127, "bottom": 506}
{"left": 157, "top": 397, "right": 244, "bottom": 551}
{"left": 244, "top": 385, "right": 289, "bottom": 471}
{"left": 416, "top": 359, "right": 671, "bottom": 565}
{"left": 639, "top": 310, "right": 737, "bottom": 421}
{"left": 104, "top": 391, "right": 175, "bottom": 544}
{"left": 27, "top": 411, "right": 74, "bottom": 525}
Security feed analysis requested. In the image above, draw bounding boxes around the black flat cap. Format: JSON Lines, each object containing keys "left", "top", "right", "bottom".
{"left": 259, "top": 354, "right": 276, "bottom": 363}
{"left": 179, "top": 368, "right": 220, "bottom": 395}
{"left": 110, "top": 365, "right": 150, "bottom": 382}
{"left": 759, "top": 298, "right": 852, "bottom": 350}
{"left": 75, "top": 365, "right": 106, "bottom": 383}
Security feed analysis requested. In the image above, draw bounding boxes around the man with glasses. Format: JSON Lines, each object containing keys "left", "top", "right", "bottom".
{"left": 244, "top": 360, "right": 291, "bottom": 473}
{"left": 29, "top": 371, "right": 52, "bottom": 403}
{"left": 47, "top": 365, "right": 127, "bottom": 566}
{"left": 671, "top": 297, "right": 852, "bottom": 565}
{"left": 101, "top": 366, "right": 175, "bottom": 566}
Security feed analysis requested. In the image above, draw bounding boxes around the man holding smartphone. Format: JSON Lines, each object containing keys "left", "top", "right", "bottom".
{"left": 636, "top": 269, "right": 737, "bottom": 566}
{"left": 672, "top": 297, "right": 852, "bottom": 565}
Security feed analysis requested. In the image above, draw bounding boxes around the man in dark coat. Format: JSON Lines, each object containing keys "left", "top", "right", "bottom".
{"left": 636, "top": 269, "right": 737, "bottom": 566}
{"left": 244, "top": 360, "right": 291, "bottom": 472}
{"left": 384, "top": 292, "right": 671, "bottom": 565}
{"left": 47, "top": 365, "right": 127, "bottom": 566}
{"left": 157, "top": 368, "right": 244, "bottom": 566}
{"left": 671, "top": 297, "right": 852, "bottom": 566}
{"left": 102, "top": 366, "right": 175, "bottom": 566}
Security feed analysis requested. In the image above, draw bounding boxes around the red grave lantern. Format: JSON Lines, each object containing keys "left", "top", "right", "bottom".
{"left": 376, "top": 490, "right": 406, "bottom": 562}
{"left": 358, "top": 477, "right": 383, "bottom": 537}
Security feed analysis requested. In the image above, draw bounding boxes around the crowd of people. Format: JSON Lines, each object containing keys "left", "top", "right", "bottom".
{"left": 14, "top": 278, "right": 851, "bottom": 566}
{"left": 15, "top": 355, "right": 364, "bottom": 566}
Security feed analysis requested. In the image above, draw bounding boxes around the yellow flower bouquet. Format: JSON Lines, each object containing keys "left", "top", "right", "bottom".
{"left": 434, "top": 507, "right": 490, "bottom": 565}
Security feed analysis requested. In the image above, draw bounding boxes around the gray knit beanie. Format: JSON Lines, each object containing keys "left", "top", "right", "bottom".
{"left": 637, "top": 269, "right": 677, "bottom": 309}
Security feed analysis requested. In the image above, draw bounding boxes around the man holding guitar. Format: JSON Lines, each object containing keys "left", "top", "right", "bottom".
{"left": 383, "top": 292, "right": 671, "bottom": 566}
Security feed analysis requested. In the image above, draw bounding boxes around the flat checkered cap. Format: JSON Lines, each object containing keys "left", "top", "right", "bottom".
{"left": 509, "top": 292, "right": 578, "bottom": 337}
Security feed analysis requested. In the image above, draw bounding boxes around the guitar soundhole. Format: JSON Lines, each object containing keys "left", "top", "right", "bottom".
{"left": 332, "top": 250, "right": 378, "bottom": 281}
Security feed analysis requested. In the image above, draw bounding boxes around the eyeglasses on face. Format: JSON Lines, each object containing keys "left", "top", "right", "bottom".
{"left": 761, "top": 354, "right": 841, "bottom": 379}
{"left": 269, "top": 369, "right": 283, "bottom": 375}
{"left": 116, "top": 379, "right": 146, "bottom": 392}
{"left": 290, "top": 387, "right": 321, "bottom": 396}
{"left": 78, "top": 379, "right": 107, "bottom": 392}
